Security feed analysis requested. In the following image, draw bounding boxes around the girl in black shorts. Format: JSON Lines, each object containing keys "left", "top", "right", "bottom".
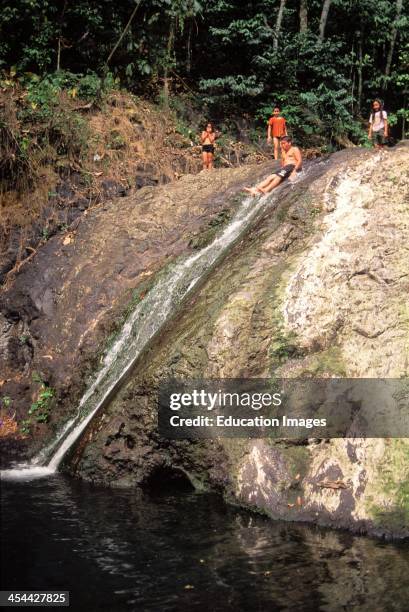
{"left": 200, "top": 122, "right": 219, "bottom": 170}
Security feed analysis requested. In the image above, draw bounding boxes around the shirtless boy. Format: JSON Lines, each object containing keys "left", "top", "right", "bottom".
{"left": 244, "top": 136, "right": 302, "bottom": 196}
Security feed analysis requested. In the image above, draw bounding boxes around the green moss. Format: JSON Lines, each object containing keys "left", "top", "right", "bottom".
{"left": 283, "top": 444, "right": 311, "bottom": 503}
{"left": 123, "top": 276, "right": 156, "bottom": 317}
{"left": 222, "top": 438, "right": 250, "bottom": 469}
{"left": 264, "top": 441, "right": 311, "bottom": 499}
{"left": 269, "top": 329, "right": 300, "bottom": 366}
{"left": 20, "top": 376, "right": 56, "bottom": 435}
{"left": 267, "top": 264, "right": 304, "bottom": 371}
{"left": 302, "top": 347, "right": 347, "bottom": 377}
{"left": 284, "top": 444, "right": 310, "bottom": 479}
{"left": 368, "top": 439, "right": 409, "bottom": 531}
{"left": 276, "top": 207, "right": 288, "bottom": 223}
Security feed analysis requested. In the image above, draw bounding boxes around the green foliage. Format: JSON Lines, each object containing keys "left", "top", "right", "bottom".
{"left": 0, "top": 69, "right": 118, "bottom": 197}
{"left": 29, "top": 385, "right": 55, "bottom": 423}
{"left": 15, "top": 71, "right": 115, "bottom": 115}
{"left": 20, "top": 420, "right": 32, "bottom": 435}
{"left": 18, "top": 374, "right": 55, "bottom": 435}
{"left": 200, "top": 75, "right": 264, "bottom": 104}
{"left": 1, "top": 396, "right": 12, "bottom": 409}
{"left": 369, "top": 440, "right": 409, "bottom": 530}
{"left": 0, "top": 0, "right": 408, "bottom": 145}
{"left": 303, "top": 347, "right": 347, "bottom": 377}
{"left": 198, "top": 1, "right": 408, "bottom": 144}
{"left": 108, "top": 130, "right": 126, "bottom": 150}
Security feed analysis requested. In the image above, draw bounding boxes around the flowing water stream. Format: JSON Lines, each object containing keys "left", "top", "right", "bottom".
{"left": 2, "top": 177, "right": 297, "bottom": 479}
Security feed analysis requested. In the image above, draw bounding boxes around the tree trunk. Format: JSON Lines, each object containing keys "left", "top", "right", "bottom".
{"left": 57, "top": 38, "right": 61, "bottom": 71}
{"left": 299, "top": 0, "right": 308, "bottom": 33}
{"left": 318, "top": 0, "right": 332, "bottom": 42}
{"left": 385, "top": 0, "right": 403, "bottom": 77}
{"left": 163, "top": 21, "right": 175, "bottom": 106}
{"left": 357, "top": 30, "right": 363, "bottom": 114}
{"left": 273, "top": 0, "right": 286, "bottom": 51}
{"left": 56, "top": 0, "right": 68, "bottom": 71}
{"left": 186, "top": 21, "right": 192, "bottom": 73}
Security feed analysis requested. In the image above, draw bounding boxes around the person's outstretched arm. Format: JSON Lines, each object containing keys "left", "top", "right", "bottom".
{"left": 267, "top": 123, "right": 272, "bottom": 142}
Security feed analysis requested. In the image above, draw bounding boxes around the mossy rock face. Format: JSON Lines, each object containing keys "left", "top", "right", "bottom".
{"left": 71, "top": 146, "right": 409, "bottom": 537}
{"left": 227, "top": 440, "right": 314, "bottom": 521}
{"left": 6, "top": 145, "right": 409, "bottom": 537}
{"left": 279, "top": 346, "right": 347, "bottom": 378}
{"left": 366, "top": 439, "right": 409, "bottom": 535}
{"left": 303, "top": 347, "right": 346, "bottom": 377}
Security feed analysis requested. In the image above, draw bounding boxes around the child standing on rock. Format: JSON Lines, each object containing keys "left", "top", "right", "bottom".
{"left": 200, "top": 122, "right": 220, "bottom": 170}
{"left": 267, "top": 106, "right": 287, "bottom": 160}
{"left": 368, "top": 99, "right": 388, "bottom": 149}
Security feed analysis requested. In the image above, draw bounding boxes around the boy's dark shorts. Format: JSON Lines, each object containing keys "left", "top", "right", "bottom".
{"left": 274, "top": 164, "right": 295, "bottom": 180}
{"left": 371, "top": 128, "right": 385, "bottom": 145}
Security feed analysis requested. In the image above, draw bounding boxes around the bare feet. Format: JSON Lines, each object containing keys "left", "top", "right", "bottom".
{"left": 243, "top": 187, "right": 261, "bottom": 196}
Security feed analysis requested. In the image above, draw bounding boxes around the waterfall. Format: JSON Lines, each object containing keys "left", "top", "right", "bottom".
{"left": 1, "top": 188, "right": 282, "bottom": 481}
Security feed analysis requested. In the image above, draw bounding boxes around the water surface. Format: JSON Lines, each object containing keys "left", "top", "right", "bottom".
{"left": 1, "top": 476, "right": 409, "bottom": 611}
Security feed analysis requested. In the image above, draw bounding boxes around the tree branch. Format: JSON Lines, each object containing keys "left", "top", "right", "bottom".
{"left": 106, "top": 0, "right": 143, "bottom": 66}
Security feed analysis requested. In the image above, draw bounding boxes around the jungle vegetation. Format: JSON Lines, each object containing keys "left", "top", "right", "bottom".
{"left": 1, "top": 0, "right": 408, "bottom": 145}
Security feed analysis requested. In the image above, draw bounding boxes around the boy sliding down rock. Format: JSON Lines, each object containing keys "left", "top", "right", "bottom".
{"left": 244, "top": 136, "right": 302, "bottom": 196}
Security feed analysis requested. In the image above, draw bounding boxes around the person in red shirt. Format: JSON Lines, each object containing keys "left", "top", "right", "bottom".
{"left": 267, "top": 106, "right": 287, "bottom": 160}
